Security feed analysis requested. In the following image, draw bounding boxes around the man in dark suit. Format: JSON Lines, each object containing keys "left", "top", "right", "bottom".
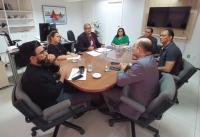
{"left": 103, "top": 38, "right": 159, "bottom": 119}
{"left": 77, "top": 23, "right": 102, "bottom": 52}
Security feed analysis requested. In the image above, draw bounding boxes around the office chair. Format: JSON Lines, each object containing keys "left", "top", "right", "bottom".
{"left": 67, "top": 30, "right": 76, "bottom": 43}
{"left": 12, "top": 78, "right": 90, "bottom": 137}
{"left": 0, "top": 31, "right": 21, "bottom": 67}
{"left": 172, "top": 59, "right": 197, "bottom": 103}
{"left": 107, "top": 73, "right": 177, "bottom": 137}
{"left": 67, "top": 30, "right": 78, "bottom": 52}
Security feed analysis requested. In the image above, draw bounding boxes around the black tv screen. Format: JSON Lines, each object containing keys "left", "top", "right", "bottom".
{"left": 147, "top": 6, "right": 191, "bottom": 29}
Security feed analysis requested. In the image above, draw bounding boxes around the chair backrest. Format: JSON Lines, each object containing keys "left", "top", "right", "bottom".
{"left": 67, "top": 30, "right": 76, "bottom": 42}
{"left": 145, "top": 73, "right": 176, "bottom": 119}
{"left": 176, "top": 59, "right": 197, "bottom": 89}
{"left": 12, "top": 78, "right": 42, "bottom": 119}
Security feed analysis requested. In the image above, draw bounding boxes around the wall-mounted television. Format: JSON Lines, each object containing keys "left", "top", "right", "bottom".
{"left": 147, "top": 6, "right": 191, "bottom": 30}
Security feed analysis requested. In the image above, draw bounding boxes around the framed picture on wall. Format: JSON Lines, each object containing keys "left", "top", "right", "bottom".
{"left": 42, "top": 5, "right": 67, "bottom": 25}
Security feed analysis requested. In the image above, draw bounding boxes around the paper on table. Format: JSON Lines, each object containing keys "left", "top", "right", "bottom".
{"left": 86, "top": 50, "right": 102, "bottom": 56}
{"left": 66, "top": 55, "right": 81, "bottom": 60}
{"left": 96, "top": 48, "right": 112, "bottom": 53}
{"left": 68, "top": 68, "right": 87, "bottom": 80}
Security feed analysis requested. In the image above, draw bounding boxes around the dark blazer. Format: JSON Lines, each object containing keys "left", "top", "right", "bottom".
{"left": 77, "top": 32, "right": 101, "bottom": 52}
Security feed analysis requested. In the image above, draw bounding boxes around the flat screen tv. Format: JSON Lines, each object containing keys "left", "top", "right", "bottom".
{"left": 147, "top": 6, "right": 191, "bottom": 29}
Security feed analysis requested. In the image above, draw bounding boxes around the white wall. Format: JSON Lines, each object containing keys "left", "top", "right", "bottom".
{"left": 82, "top": 0, "right": 123, "bottom": 45}
{"left": 183, "top": 13, "right": 200, "bottom": 68}
{"left": 121, "top": 0, "right": 145, "bottom": 44}
{"left": 31, "top": 0, "right": 84, "bottom": 39}
{"left": 0, "top": 0, "right": 84, "bottom": 53}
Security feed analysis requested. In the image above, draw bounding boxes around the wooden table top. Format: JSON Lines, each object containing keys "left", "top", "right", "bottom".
{"left": 60, "top": 48, "right": 132, "bottom": 93}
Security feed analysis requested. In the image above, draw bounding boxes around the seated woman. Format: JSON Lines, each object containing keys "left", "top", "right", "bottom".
{"left": 47, "top": 31, "right": 68, "bottom": 60}
{"left": 111, "top": 28, "right": 129, "bottom": 46}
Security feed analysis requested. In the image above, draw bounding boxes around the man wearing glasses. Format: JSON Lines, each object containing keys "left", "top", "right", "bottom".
{"left": 158, "top": 29, "right": 183, "bottom": 75}
{"left": 20, "top": 41, "right": 90, "bottom": 110}
{"left": 77, "top": 23, "right": 102, "bottom": 52}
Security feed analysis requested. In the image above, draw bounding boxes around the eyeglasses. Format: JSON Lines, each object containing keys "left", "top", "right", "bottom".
{"left": 118, "top": 31, "right": 123, "bottom": 32}
{"left": 84, "top": 27, "right": 91, "bottom": 30}
{"left": 36, "top": 49, "right": 47, "bottom": 56}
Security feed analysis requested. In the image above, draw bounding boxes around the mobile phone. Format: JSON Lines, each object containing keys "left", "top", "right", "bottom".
{"left": 72, "top": 74, "right": 83, "bottom": 80}
{"left": 111, "top": 62, "right": 120, "bottom": 65}
{"left": 109, "top": 66, "right": 121, "bottom": 71}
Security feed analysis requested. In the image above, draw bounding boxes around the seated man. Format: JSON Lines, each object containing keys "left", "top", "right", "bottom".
{"left": 158, "top": 29, "right": 183, "bottom": 75}
{"left": 77, "top": 23, "right": 102, "bottom": 52}
{"left": 103, "top": 38, "right": 159, "bottom": 119}
{"left": 140, "top": 27, "right": 158, "bottom": 54}
{"left": 20, "top": 41, "right": 90, "bottom": 110}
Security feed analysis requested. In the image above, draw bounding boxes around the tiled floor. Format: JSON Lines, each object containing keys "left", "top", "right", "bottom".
{"left": 0, "top": 71, "right": 199, "bottom": 137}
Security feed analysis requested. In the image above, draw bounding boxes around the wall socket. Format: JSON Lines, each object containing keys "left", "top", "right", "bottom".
{"left": 187, "top": 54, "right": 191, "bottom": 58}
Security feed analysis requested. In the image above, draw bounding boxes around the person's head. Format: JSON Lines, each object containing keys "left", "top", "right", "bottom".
{"left": 47, "top": 31, "right": 61, "bottom": 44}
{"left": 132, "top": 38, "right": 152, "bottom": 59}
{"left": 144, "top": 27, "right": 153, "bottom": 38}
{"left": 160, "top": 29, "right": 174, "bottom": 46}
{"left": 116, "top": 28, "right": 126, "bottom": 37}
{"left": 84, "top": 23, "right": 92, "bottom": 35}
{"left": 19, "top": 41, "right": 47, "bottom": 66}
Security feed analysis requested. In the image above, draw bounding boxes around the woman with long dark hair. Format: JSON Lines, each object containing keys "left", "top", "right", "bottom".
{"left": 111, "top": 28, "right": 129, "bottom": 46}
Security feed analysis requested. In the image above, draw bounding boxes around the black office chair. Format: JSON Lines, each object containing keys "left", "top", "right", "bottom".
{"left": 67, "top": 30, "right": 76, "bottom": 43}
{"left": 12, "top": 78, "right": 90, "bottom": 137}
{"left": 172, "top": 59, "right": 197, "bottom": 103}
{"left": 107, "top": 73, "right": 177, "bottom": 137}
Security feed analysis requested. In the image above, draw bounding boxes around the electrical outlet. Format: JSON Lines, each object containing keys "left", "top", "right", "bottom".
{"left": 187, "top": 54, "right": 191, "bottom": 58}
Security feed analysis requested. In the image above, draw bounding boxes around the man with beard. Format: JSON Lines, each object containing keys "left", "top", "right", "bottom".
{"left": 20, "top": 41, "right": 90, "bottom": 110}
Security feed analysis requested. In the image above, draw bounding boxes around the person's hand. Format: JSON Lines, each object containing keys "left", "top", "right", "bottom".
{"left": 59, "top": 66, "right": 68, "bottom": 82}
{"left": 120, "top": 63, "right": 128, "bottom": 71}
{"left": 47, "top": 54, "right": 56, "bottom": 63}
{"left": 132, "top": 55, "right": 138, "bottom": 60}
{"left": 88, "top": 46, "right": 94, "bottom": 51}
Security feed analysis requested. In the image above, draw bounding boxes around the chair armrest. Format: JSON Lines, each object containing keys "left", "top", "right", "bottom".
{"left": 43, "top": 99, "right": 71, "bottom": 119}
{"left": 172, "top": 75, "right": 180, "bottom": 82}
{"left": 120, "top": 96, "right": 146, "bottom": 114}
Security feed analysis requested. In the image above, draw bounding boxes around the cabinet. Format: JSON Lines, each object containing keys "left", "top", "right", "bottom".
{"left": 0, "top": 0, "right": 35, "bottom": 33}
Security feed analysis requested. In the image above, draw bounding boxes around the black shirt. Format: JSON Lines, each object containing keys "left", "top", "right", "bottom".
{"left": 21, "top": 64, "right": 63, "bottom": 110}
{"left": 77, "top": 32, "right": 101, "bottom": 52}
{"left": 158, "top": 42, "right": 183, "bottom": 75}
{"left": 47, "top": 44, "right": 67, "bottom": 57}
{"left": 140, "top": 36, "right": 158, "bottom": 54}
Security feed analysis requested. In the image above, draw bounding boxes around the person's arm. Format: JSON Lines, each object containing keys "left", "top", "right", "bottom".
{"left": 158, "top": 61, "right": 175, "bottom": 73}
{"left": 117, "top": 63, "right": 144, "bottom": 87}
{"left": 123, "top": 35, "right": 129, "bottom": 46}
{"left": 158, "top": 48, "right": 178, "bottom": 73}
{"left": 111, "top": 37, "right": 117, "bottom": 46}
{"left": 56, "top": 55, "right": 68, "bottom": 60}
{"left": 77, "top": 35, "right": 89, "bottom": 52}
{"left": 39, "top": 74, "right": 64, "bottom": 101}
{"left": 93, "top": 33, "right": 102, "bottom": 48}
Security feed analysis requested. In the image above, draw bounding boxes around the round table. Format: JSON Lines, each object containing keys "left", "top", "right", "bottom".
{"left": 61, "top": 48, "right": 132, "bottom": 93}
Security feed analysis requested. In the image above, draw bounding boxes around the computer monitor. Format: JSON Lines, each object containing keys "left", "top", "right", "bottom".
{"left": 39, "top": 23, "right": 57, "bottom": 42}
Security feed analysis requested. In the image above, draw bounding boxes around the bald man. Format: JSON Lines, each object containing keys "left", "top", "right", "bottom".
{"left": 77, "top": 23, "right": 102, "bottom": 52}
{"left": 103, "top": 38, "right": 159, "bottom": 119}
